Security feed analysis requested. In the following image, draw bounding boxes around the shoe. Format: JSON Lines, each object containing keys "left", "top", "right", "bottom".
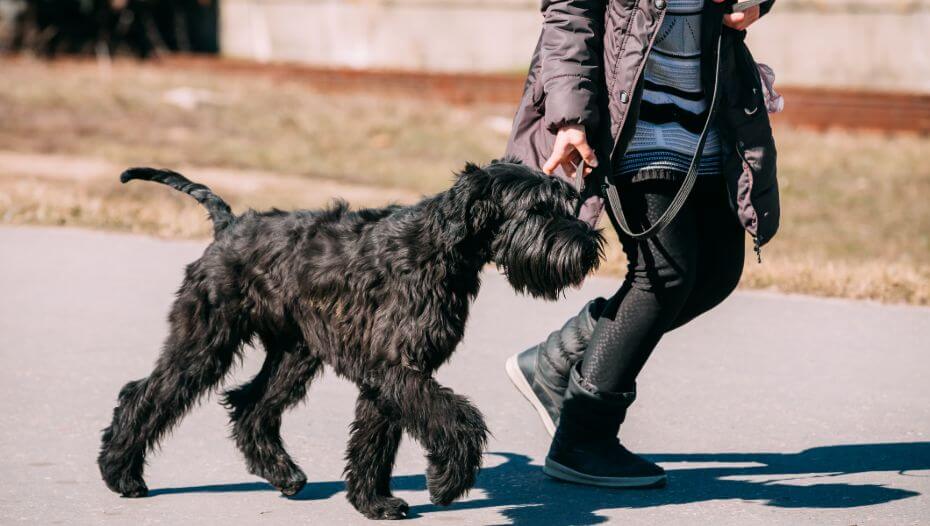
{"left": 506, "top": 299, "right": 605, "bottom": 435}
{"left": 544, "top": 367, "right": 666, "bottom": 488}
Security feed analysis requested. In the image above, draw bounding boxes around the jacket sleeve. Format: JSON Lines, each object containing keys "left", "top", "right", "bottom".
{"left": 539, "top": 0, "right": 606, "bottom": 133}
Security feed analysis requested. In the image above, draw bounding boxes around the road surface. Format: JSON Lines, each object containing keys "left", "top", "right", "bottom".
{"left": 1, "top": 226, "right": 928, "bottom": 525}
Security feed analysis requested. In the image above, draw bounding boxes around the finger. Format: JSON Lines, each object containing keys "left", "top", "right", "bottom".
{"left": 567, "top": 149, "right": 581, "bottom": 165}
{"left": 568, "top": 149, "right": 594, "bottom": 177}
{"left": 572, "top": 140, "right": 598, "bottom": 168}
{"left": 566, "top": 150, "right": 583, "bottom": 177}
{"left": 724, "top": 12, "right": 745, "bottom": 23}
{"left": 543, "top": 139, "right": 568, "bottom": 175}
{"left": 724, "top": 12, "right": 746, "bottom": 29}
{"left": 560, "top": 160, "right": 576, "bottom": 179}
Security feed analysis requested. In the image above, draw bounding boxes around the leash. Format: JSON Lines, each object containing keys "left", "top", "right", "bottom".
{"left": 572, "top": 159, "right": 586, "bottom": 216}
{"left": 598, "top": 34, "right": 723, "bottom": 240}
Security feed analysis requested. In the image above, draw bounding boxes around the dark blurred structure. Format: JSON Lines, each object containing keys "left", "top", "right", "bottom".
{"left": 0, "top": 0, "right": 218, "bottom": 57}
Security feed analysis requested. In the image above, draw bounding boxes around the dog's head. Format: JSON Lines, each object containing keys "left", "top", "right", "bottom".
{"left": 451, "top": 159, "right": 603, "bottom": 300}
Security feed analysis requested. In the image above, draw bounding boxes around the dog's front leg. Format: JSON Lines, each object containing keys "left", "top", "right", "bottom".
{"left": 383, "top": 368, "right": 488, "bottom": 506}
{"left": 345, "top": 392, "right": 409, "bottom": 520}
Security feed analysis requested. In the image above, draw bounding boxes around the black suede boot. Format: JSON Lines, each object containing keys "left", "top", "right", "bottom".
{"left": 506, "top": 298, "right": 606, "bottom": 435}
{"left": 544, "top": 367, "right": 666, "bottom": 488}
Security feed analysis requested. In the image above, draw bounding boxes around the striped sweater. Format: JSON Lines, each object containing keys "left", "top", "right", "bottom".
{"left": 616, "top": 0, "right": 720, "bottom": 180}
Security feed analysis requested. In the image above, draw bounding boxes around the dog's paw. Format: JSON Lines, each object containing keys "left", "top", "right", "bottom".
{"left": 426, "top": 461, "right": 475, "bottom": 507}
{"left": 100, "top": 462, "right": 149, "bottom": 498}
{"left": 116, "top": 477, "right": 149, "bottom": 498}
{"left": 358, "top": 496, "right": 410, "bottom": 520}
{"left": 271, "top": 469, "right": 308, "bottom": 497}
{"left": 276, "top": 477, "right": 307, "bottom": 497}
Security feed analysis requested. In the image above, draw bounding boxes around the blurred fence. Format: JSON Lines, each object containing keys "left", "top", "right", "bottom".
{"left": 5, "top": 0, "right": 928, "bottom": 94}
{"left": 3, "top": 0, "right": 928, "bottom": 133}
{"left": 221, "top": 0, "right": 930, "bottom": 94}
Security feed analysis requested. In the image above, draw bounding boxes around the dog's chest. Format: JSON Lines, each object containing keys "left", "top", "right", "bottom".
{"left": 340, "top": 274, "right": 475, "bottom": 370}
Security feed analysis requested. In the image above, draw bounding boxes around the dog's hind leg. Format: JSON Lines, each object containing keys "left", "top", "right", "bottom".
{"left": 98, "top": 288, "right": 247, "bottom": 498}
{"left": 344, "top": 391, "right": 408, "bottom": 520}
{"left": 223, "top": 335, "right": 321, "bottom": 497}
{"left": 379, "top": 368, "right": 489, "bottom": 507}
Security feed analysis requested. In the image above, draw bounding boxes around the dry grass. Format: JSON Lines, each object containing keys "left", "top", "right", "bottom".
{"left": 0, "top": 58, "right": 509, "bottom": 193}
{"left": 1, "top": 58, "right": 927, "bottom": 305}
{"left": 0, "top": 152, "right": 420, "bottom": 238}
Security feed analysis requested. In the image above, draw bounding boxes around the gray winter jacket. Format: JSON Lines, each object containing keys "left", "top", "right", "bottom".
{"left": 505, "top": 0, "right": 780, "bottom": 251}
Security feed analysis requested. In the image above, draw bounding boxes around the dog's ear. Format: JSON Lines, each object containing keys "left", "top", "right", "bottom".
{"left": 438, "top": 190, "right": 468, "bottom": 248}
{"left": 461, "top": 164, "right": 499, "bottom": 230}
{"left": 434, "top": 164, "right": 497, "bottom": 250}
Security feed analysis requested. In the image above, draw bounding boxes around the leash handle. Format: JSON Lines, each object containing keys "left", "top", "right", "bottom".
{"left": 603, "top": 34, "right": 723, "bottom": 240}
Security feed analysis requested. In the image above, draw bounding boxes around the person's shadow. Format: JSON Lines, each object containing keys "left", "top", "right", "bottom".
{"left": 150, "top": 442, "right": 929, "bottom": 525}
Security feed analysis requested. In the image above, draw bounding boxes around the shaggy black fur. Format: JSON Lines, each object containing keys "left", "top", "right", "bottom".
{"left": 97, "top": 159, "right": 603, "bottom": 520}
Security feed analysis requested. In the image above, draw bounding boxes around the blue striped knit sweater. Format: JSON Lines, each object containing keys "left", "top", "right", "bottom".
{"left": 616, "top": 0, "right": 720, "bottom": 181}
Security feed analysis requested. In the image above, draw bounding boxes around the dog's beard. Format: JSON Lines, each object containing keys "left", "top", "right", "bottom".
{"left": 492, "top": 215, "right": 602, "bottom": 300}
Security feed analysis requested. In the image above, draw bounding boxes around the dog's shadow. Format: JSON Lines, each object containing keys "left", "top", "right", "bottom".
{"left": 149, "top": 442, "right": 929, "bottom": 525}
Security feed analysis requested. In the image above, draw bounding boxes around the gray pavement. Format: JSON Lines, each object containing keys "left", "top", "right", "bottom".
{"left": 1, "top": 226, "right": 929, "bottom": 525}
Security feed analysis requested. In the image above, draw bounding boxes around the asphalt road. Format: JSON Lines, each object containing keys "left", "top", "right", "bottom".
{"left": 2, "top": 226, "right": 929, "bottom": 525}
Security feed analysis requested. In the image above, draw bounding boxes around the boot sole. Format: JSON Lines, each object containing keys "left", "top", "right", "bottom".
{"left": 543, "top": 458, "right": 667, "bottom": 488}
{"left": 505, "top": 353, "right": 557, "bottom": 437}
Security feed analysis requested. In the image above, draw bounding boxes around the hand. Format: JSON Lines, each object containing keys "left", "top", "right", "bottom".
{"left": 715, "top": 0, "right": 762, "bottom": 31}
{"left": 543, "top": 124, "right": 598, "bottom": 179}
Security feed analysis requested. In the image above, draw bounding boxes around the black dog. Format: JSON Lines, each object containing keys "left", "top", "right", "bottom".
{"left": 97, "top": 160, "right": 603, "bottom": 520}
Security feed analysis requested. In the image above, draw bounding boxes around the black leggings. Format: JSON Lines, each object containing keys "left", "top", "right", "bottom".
{"left": 579, "top": 175, "right": 745, "bottom": 393}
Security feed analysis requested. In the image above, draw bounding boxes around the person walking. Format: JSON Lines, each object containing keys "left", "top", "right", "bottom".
{"left": 504, "top": 0, "right": 781, "bottom": 487}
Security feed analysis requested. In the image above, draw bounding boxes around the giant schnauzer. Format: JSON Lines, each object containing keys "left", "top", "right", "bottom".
{"left": 97, "top": 159, "right": 603, "bottom": 520}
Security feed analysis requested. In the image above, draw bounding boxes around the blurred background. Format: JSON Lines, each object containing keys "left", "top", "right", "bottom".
{"left": 0, "top": 0, "right": 927, "bottom": 304}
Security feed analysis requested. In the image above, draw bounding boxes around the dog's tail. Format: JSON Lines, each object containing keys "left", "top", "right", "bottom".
{"left": 120, "top": 167, "right": 234, "bottom": 235}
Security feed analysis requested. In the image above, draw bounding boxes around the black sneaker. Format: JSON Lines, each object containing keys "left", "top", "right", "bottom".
{"left": 506, "top": 347, "right": 560, "bottom": 435}
{"left": 505, "top": 299, "right": 606, "bottom": 436}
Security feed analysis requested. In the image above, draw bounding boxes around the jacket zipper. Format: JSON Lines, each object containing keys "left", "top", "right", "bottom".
{"left": 608, "top": 6, "right": 668, "bottom": 161}
{"left": 609, "top": 6, "right": 724, "bottom": 161}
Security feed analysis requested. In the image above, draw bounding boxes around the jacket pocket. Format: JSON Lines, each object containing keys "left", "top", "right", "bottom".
{"left": 723, "top": 111, "right": 779, "bottom": 244}
{"left": 720, "top": 35, "right": 780, "bottom": 245}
